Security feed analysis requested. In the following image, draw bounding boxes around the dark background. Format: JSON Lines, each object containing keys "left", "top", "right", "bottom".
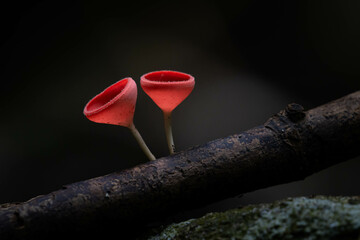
{"left": 0, "top": 0, "right": 359, "bottom": 219}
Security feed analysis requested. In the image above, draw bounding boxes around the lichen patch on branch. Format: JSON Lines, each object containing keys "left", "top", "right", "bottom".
{"left": 150, "top": 196, "right": 360, "bottom": 240}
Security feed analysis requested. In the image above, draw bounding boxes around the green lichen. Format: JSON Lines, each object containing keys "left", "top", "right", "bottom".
{"left": 149, "top": 196, "right": 360, "bottom": 240}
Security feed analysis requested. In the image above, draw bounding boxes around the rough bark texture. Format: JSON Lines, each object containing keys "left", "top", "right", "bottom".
{"left": 1, "top": 91, "right": 360, "bottom": 239}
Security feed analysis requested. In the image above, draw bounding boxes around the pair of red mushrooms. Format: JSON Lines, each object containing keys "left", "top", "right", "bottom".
{"left": 83, "top": 70, "right": 195, "bottom": 161}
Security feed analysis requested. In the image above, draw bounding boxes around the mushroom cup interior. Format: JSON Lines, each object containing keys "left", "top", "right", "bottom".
{"left": 144, "top": 71, "right": 191, "bottom": 82}
{"left": 85, "top": 79, "right": 128, "bottom": 114}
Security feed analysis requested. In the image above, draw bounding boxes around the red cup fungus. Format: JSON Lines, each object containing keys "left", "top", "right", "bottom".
{"left": 141, "top": 70, "right": 195, "bottom": 154}
{"left": 84, "top": 77, "right": 155, "bottom": 161}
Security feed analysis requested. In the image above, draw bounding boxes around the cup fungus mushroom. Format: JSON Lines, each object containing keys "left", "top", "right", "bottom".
{"left": 140, "top": 70, "right": 195, "bottom": 154}
{"left": 83, "top": 77, "right": 156, "bottom": 161}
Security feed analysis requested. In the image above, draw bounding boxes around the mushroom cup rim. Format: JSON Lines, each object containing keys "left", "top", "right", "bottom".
{"left": 83, "top": 77, "right": 134, "bottom": 117}
{"left": 140, "top": 70, "right": 195, "bottom": 85}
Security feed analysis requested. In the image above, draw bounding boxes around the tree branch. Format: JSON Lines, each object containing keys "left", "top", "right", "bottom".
{"left": 150, "top": 195, "right": 360, "bottom": 239}
{"left": 1, "top": 91, "right": 360, "bottom": 239}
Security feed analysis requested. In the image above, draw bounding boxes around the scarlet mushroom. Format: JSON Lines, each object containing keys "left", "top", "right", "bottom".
{"left": 84, "top": 77, "right": 156, "bottom": 161}
{"left": 140, "top": 70, "right": 195, "bottom": 154}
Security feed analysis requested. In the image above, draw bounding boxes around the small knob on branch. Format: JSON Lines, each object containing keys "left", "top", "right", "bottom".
{"left": 286, "top": 103, "right": 305, "bottom": 122}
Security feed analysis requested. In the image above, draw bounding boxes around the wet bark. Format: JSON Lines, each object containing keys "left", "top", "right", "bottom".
{"left": 1, "top": 91, "right": 360, "bottom": 239}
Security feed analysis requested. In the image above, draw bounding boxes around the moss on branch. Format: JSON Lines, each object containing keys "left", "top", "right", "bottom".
{"left": 149, "top": 196, "right": 360, "bottom": 240}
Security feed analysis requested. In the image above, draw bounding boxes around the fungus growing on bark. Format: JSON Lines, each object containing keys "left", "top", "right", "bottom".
{"left": 140, "top": 70, "right": 195, "bottom": 154}
{"left": 84, "top": 77, "right": 156, "bottom": 161}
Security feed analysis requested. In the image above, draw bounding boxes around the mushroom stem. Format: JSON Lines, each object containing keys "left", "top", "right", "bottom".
{"left": 164, "top": 111, "right": 175, "bottom": 154}
{"left": 129, "top": 123, "right": 156, "bottom": 161}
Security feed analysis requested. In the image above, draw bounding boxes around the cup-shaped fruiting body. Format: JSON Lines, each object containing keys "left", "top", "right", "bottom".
{"left": 84, "top": 78, "right": 137, "bottom": 127}
{"left": 140, "top": 70, "right": 195, "bottom": 113}
{"left": 84, "top": 78, "right": 155, "bottom": 161}
{"left": 141, "top": 70, "right": 195, "bottom": 154}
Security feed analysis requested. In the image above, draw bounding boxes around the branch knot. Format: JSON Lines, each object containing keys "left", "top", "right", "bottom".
{"left": 285, "top": 103, "right": 305, "bottom": 122}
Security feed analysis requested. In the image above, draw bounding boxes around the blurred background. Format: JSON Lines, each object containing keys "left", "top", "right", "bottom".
{"left": 0, "top": 0, "right": 359, "bottom": 218}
